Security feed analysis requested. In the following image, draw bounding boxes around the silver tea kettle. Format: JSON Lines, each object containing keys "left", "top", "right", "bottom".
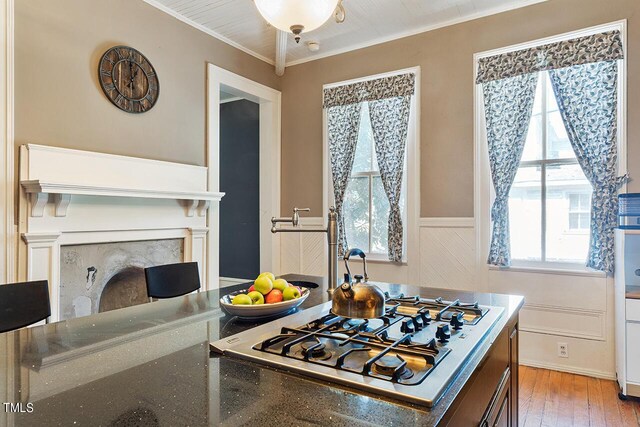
{"left": 331, "top": 248, "right": 386, "bottom": 319}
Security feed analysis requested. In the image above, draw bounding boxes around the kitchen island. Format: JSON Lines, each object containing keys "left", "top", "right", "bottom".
{"left": 0, "top": 275, "right": 522, "bottom": 426}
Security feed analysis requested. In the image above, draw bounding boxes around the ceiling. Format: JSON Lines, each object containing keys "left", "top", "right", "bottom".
{"left": 145, "top": 0, "right": 546, "bottom": 67}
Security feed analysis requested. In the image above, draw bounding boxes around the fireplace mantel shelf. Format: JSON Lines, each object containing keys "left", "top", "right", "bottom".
{"left": 21, "top": 179, "right": 225, "bottom": 218}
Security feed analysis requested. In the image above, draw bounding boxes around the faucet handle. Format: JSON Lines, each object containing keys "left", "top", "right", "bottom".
{"left": 292, "top": 207, "right": 311, "bottom": 226}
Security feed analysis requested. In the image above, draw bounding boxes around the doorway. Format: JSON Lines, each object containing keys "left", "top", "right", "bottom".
{"left": 219, "top": 95, "right": 260, "bottom": 282}
{"left": 207, "top": 65, "right": 281, "bottom": 289}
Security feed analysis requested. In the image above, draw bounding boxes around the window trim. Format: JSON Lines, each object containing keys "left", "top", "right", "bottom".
{"left": 474, "top": 20, "right": 627, "bottom": 279}
{"left": 322, "top": 67, "right": 420, "bottom": 281}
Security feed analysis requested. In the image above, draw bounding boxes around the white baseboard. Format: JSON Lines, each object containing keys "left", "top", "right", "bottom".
{"left": 520, "top": 359, "right": 616, "bottom": 380}
{"left": 219, "top": 276, "right": 251, "bottom": 288}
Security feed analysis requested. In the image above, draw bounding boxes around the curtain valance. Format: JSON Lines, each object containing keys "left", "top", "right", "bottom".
{"left": 476, "top": 30, "right": 623, "bottom": 84}
{"left": 323, "top": 73, "right": 415, "bottom": 109}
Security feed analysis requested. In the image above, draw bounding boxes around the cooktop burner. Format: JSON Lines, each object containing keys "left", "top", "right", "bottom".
{"left": 211, "top": 293, "right": 504, "bottom": 407}
{"left": 253, "top": 299, "right": 453, "bottom": 386}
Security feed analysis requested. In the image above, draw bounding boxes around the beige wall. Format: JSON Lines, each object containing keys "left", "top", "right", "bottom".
{"left": 281, "top": 0, "right": 640, "bottom": 217}
{"left": 15, "top": 0, "right": 280, "bottom": 167}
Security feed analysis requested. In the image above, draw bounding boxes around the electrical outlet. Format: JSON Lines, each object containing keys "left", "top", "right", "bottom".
{"left": 558, "top": 342, "right": 569, "bottom": 358}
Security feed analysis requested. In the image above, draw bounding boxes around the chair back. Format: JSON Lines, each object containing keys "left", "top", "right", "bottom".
{"left": 144, "top": 262, "right": 201, "bottom": 299}
{"left": 0, "top": 280, "right": 51, "bottom": 333}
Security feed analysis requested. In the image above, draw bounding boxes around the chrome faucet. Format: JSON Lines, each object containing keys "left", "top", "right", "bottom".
{"left": 271, "top": 207, "right": 339, "bottom": 295}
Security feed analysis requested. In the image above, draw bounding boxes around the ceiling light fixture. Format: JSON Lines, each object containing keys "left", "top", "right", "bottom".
{"left": 254, "top": 0, "right": 340, "bottom": 43}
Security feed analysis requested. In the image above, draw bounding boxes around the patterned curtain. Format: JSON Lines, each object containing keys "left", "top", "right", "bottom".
{"left": 483, "top": 73, "right": 539, "bottom": 266}
{"left": 327, "top": 103, "right": 363, "bottom": 255}
{"left": 476, "top": 30, "right": 623, "bottom": 84}
{"left": 368, "top": 96, "right": 412, "bottom": 262}
{"left": 549, "top": 61, "right": 626, "bottom": 273}
{"left": 324, "top": 72, "right": 416, "bottom": 259}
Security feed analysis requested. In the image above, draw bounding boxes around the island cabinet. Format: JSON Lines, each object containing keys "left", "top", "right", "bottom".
{"left": 440, "top": 313, "right": 519, "bottom": 426}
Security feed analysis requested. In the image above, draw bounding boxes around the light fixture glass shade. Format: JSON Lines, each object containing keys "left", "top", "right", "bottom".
{"left": 254, "top": 0, "right": 339, "bottom": 33}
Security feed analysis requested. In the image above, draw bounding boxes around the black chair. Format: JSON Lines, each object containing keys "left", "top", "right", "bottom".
{"left": 0, "top": 280, "right": 51, "bottom": 334}
{"left": 144, "top": 262, "right": 201, "bottom": 299}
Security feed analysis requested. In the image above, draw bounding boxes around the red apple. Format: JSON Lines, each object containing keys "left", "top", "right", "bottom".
{"left": 265, "top": 289, "right": 283, "bottom": 304}
{"left": 248, "top": 284, "right": 255, "bottom": 293}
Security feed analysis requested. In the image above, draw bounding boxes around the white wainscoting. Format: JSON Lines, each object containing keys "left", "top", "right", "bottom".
{"left": 419, "top": 218, "right": 475, "bottom": 290}
{"left": 278, "top": 217, "right": 476, "bottom": 286}
{"left": 281, "top": 217, "right": 616, "bottom": 379}
{"left": 278, "top": 217, "right": 326, "bottom": 277}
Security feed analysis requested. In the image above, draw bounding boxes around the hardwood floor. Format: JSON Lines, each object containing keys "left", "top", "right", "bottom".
{"left": 519, "top": 366, "right": 640, "bottom": 426}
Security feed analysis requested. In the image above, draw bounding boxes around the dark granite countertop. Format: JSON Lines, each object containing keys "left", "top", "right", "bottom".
{"left": 0, "top": 274, "right": 523, "bottom": 426}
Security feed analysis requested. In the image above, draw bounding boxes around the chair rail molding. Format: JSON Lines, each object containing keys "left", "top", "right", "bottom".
{"left": 18, "top": 145, "right": 222, "bottom": 321}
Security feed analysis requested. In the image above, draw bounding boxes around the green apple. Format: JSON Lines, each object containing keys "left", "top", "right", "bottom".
{"left": 272, "top": 278, "right": 289, "bottom": 292}
{"left": 253, "top": 275, "right": 273, "bottom": 295}
{"left": 231, "top": 294, "right": 252, "bottom": 305}
{"left": 282, "top": 286, "right": 301, "bottom": 301}
{"left": 247, "top": 291, "right": 264, "bottom": 305}
{"left": 258, "top": 272, "right": 276, "bottom": 282}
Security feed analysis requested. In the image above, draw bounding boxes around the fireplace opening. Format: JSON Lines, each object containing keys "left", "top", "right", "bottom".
{"left": 98, "top": 267, "right": 149, "bottom": 313}
{"left": 60, "top": 239, "right": 184, "bottom": 320}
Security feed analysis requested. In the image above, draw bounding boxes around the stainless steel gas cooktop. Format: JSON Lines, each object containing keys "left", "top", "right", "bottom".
{"left": 211, "top": 294, "right": 504, "bottom": 407}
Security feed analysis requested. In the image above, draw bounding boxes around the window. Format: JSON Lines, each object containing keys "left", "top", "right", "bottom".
{"left": 342, "top": 103, "right": 407, "bottom": 256}
{"left": 508, "top": 72, "right": 593, "bottom": 264}
{"left": 568, "top": 193, "right": 591, "bottom": 231}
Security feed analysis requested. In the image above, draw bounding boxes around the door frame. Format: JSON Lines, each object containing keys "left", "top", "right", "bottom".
{"left": 1, "top": 0, "right": 15, "bottom": 285}
{"left": 207, "top": 64, "right": 281, "bottom": 288}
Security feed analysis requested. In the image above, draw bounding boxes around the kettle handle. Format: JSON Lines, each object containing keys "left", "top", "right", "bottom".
{"left": 343, "top": 248, "right": 369, "bottom": 282}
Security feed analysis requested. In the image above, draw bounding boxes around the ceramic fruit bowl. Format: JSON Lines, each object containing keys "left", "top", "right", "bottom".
{"left": 220, "top": 287, "right": 310, "bottom": 319}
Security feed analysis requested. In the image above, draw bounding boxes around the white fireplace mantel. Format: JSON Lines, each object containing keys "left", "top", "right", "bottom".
{"left": 20, "top": 145, "right": 224, "bottom": 218}
{"left": 18, "top": 144, "right": 223, "bottom": 322}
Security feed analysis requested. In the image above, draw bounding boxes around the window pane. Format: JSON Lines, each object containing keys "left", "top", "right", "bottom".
{"left": 352, "top": 103, "right": 374, "bottom": 174}
{"left": 545, "top": 74, "right": 573, "bottom": 159}
{"left": 569, "top": 213, "right": 579, "bottom": 229}
{"left": 521, "top": 80, "right": 543, "bottom": 161}
{"left": 522, "top": 114, "right": 543, "bottom": 161}
{"left": 509, "top": 166, "right": 542, "bottom": 261}
{"left": 569, "top": 194, "right": 579, "bottom": 210}
{"left": 545, "top": 163, "right": 592, "bottom": 263}
{"left": 371, "top": 176, "right": 390, "bottom": 254}
{"left": 343, "top": 176, "right": 370, "bottom": 252}
{"left": 546, "top": 111, "right": 573, "bottom": 159}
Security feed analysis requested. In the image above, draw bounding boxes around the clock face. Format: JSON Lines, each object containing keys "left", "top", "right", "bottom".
{"left": 98, "top": 46, "right": 159, "bottom": 114}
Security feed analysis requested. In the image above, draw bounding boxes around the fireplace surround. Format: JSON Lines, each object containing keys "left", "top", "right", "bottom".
{"left": 18, "top": 144, "right": 224, "bottom": 322}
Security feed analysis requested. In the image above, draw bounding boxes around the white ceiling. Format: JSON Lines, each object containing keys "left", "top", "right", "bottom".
{"left": 145, "top": 0, "right": 546, "bottom": 67}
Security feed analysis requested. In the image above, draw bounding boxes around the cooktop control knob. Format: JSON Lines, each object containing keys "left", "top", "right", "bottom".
{"left": 436, "top": 324, "right": 451, "bottom": 343}
{"left": 420, "top": 311, "right": 432, "bottom": 324}
{"left": 401, "top": 318, "right": 414, "bottom": 334}
{"left": 450, "top": 312, "right": 464, "bottom": 330}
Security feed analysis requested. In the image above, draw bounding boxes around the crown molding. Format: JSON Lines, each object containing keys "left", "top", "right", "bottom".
{"left": 143, "top": 0, "right": 548, "bottom": 69}
{"left": 285, "top": 0, "right": 549, "bottom": 67}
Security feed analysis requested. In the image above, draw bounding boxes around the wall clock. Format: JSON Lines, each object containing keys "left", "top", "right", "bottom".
{"left": 98, "top": 46, "right": 159, "bottom": 114}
